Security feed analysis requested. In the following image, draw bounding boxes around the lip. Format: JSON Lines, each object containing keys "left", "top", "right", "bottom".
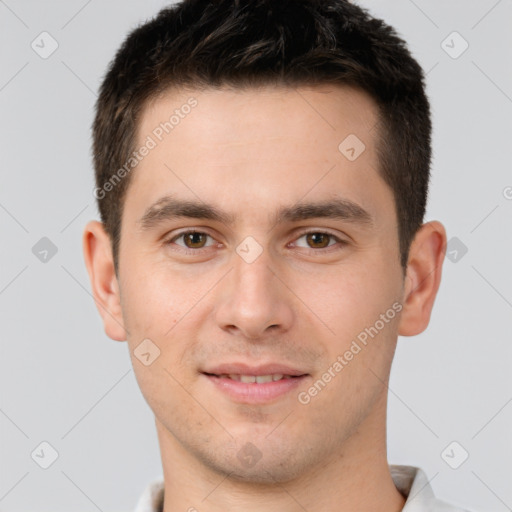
{"left": 201, "top": 362, "right": 310, "bottom": 404}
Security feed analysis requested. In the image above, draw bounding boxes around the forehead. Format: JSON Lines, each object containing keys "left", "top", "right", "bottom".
{"left": 125, "top": 84, "right": 393, "bottom": 229}
{"left": 139, "top": 83, "right": 379, "bottom": 149}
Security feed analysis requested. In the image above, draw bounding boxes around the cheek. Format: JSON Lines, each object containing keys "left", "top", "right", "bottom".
{"left": 302, "top": 263, "right": 402, "bottom": 380}
{"left": 296, "top": 268, "right": 399, "bottom": 428}
{"left": 119, "top": 257, "right": 186, "bottom": 336}
{"left": 119, "top": 261, "right": 206, "bottom": 386}
{"left": 120, "top": 272, "right": 194, "bottom": 414}
{"left": 305, "top": 263, "right": 391, "bottom": 335}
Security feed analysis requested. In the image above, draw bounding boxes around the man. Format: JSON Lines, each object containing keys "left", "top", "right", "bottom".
{"left": 83, "top": 1, "right": 471, "bottom": 510}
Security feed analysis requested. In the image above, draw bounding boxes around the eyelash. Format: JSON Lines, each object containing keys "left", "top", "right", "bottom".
{"left": 164, "top": 229, "right": 348, "bottom": 256}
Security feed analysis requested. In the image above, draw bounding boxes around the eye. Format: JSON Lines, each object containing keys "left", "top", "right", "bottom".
{"left": 293, "top": 231, "right": 345, "bottom": 250}
{"left": 168, "top": 230, "right": 217, "bottom": 250}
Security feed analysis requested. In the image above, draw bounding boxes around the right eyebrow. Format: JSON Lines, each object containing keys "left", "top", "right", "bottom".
{"left": 138, "top": 196, "right": 236, "bottom": 230}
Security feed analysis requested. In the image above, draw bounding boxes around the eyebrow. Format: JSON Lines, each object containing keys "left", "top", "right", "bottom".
{"left": 137, "top": 194, "right": 374, "bottom": 230}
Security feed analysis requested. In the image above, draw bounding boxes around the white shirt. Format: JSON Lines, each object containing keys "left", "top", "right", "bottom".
{"left": 133, "top": 464, "right": 471, "bottom": 512}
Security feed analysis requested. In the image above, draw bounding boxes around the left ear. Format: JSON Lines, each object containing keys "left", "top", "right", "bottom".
{"left": 398, "top": 220, "right": 447, "bottom": 337}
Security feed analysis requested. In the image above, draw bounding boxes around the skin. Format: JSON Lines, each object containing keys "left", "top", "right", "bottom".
{"left": 83, "top": 84, "right": 446, "bottom": 512}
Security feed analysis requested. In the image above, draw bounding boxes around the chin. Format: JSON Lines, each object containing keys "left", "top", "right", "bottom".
{"left": 194, "top": 435, "right": 314, "bottom": 485}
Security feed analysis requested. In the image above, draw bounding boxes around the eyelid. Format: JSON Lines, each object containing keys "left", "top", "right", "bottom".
{"left": 293, "top": 227, "right": 344, "bottom": 239}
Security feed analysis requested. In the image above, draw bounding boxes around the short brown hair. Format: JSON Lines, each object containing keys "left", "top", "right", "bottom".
{"left": 92, "top": 0, "right": 432, "bottom": 273}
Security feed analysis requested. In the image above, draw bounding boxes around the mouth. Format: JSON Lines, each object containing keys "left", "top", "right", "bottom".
{"left": 201, "top": 370, "right": 310, "bottom": 403}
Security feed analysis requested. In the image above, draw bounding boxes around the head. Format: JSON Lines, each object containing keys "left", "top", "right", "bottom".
{"left": 84, "top": 0, "right": 446, "bottom": 486}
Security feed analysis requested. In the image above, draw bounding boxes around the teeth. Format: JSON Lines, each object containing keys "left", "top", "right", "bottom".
{"left": 256, "top": 375, "right": 273, "bottom": 383}
{"left": 222, "top": 374, "right": 290, "bottom": 383}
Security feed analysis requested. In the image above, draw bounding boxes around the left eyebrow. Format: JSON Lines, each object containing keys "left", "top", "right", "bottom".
{"left": 271, "top": 198, "right": 374, "bottom": 227}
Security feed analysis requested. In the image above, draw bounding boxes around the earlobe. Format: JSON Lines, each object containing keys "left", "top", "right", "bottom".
{"left": 398, "top": 221, "right": 447, "bottom": 337}
{"left": 82, "top": 220, "right": 127, "bottom": 341}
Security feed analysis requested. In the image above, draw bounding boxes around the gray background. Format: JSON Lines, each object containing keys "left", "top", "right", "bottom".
{"left": 1, "top": 0, "right": 511, "bottom": 510}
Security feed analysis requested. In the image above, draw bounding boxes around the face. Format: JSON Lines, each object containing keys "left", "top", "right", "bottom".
{"left": 115, "top": 85, "right": 407, "bottom": 482}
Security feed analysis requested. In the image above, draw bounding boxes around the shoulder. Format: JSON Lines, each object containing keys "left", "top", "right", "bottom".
{"left": 390, "top": 464, "right": 475, "bottom": 512}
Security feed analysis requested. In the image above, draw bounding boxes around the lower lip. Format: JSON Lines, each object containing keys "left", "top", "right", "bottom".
{"left": 203, "top": 374, "right": 309, "bottom": 404}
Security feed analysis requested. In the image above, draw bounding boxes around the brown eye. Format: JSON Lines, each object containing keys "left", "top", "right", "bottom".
{"left": 292, "top": 231, "right": 345, "bottom": 251}
{"left": 182, "top": 232, "right": 208, "bottom": 248}
{"left": 169, "top": 231, "right": 215, "bottom": 250}
{"left": 305, "top": 233, "right": 331, "bottom": 248}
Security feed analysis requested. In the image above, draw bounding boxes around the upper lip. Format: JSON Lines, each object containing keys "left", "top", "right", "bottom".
{"left": 202, "top": 362, "right": 309, "bottom": 377}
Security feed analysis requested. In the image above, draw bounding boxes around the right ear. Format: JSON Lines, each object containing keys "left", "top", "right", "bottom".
{"left": 82, "top": 220, "right": 127, "bottom": 341}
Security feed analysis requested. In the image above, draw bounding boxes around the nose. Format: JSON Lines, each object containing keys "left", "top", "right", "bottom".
{"left": 214, "top": 249, "right": 294, "bottom": 340}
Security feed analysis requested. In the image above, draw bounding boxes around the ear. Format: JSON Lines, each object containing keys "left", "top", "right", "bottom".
{"left": 398, "top": 220, "right": 447, "bottom": 337}
{"left": 82, "top": 220, "right": 127, "bottom": 341}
